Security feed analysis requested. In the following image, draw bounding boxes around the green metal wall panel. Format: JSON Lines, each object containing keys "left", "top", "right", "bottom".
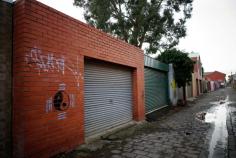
{"left": 144, "top": 55, "right": 169, "bottom": 72}
{"left": 144, "top": 67, "right": 169, "bottom": 113}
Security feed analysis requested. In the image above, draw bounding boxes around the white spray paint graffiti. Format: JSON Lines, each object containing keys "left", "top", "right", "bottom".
{"left": 45, "top": 83, "right": 77, "bottom": 119}
{"left": 69, "top": 94, "right": 75, "bottom": 108}
{"left": 25, "top": 47, "right": 65, "bottom": 75}
{"left": 65, "top": 56, "right": 81, "bottom": 88}
{"left": 45, "top": 97, "right": 53, "bottom": 113}
{"left": 26, "top": 47, "right": 80, "bottom": 118}
{"left": 58, "top": 83, "right": 66, "bottom": 91}
{"left": 25, "top": 47, "right": 81, "bottom": 89}
{"left": 57, "top": 112, "right": 67, "bottom": 120}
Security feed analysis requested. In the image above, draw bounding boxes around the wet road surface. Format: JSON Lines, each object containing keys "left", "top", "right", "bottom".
{"left": 204, "top": 96, "right": 229, "bottom": 158}
{"left": 61, "top": 88, "right": 236, "bottom": 158}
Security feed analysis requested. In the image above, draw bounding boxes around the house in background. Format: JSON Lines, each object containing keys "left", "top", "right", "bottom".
{"left": 204, "top": 72, "right": 216, "bottom": 91}
{"left": 177, "top": 52, "right": 203, "bottom": 101}
{"left": 202, "top": 78, "right": 210, "bottom": 93}
{"left": 232, "top": 74, "right": 236, "bottom": 89}
{"left": 189, "top": 52, "right": 203, "bottom": 97}
{"left": 204, "top": 71, "right": 226, "bottom": 89}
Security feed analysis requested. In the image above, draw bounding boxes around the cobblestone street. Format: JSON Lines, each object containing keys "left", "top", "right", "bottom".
{"left": 62, "top": 88, "right": 236, "bottom": 158}
{"left": 227, "top": 88, "right": 236, "bottom": 158}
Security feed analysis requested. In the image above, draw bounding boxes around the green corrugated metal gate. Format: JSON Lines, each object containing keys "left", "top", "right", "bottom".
{"left": 144, "top": 56, "right": 169, "bottom": 114}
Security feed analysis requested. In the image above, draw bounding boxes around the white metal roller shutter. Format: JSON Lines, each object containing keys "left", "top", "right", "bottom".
{"left": 84, "top": 60, "right": 133, "bottom": 137}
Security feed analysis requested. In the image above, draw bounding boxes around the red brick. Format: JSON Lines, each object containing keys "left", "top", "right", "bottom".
{"left": 13, "top": 0, "right": 145, "bottom": 157}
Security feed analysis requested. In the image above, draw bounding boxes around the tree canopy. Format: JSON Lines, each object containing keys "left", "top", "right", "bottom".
{"left": 74, "top": 0, "right": 193, "bottom": 54}
{"left": 157, "top": 48, "right": 194, "bottom": 88}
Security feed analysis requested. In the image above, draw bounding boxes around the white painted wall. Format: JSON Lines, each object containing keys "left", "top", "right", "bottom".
{"left": 168, "top": 64, "right": 178, "bottom": 105}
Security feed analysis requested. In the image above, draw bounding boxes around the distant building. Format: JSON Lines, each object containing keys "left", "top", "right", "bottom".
{"left": 177, "top": 52, "right": 203, "bottom": 100}
{"left": 231, "top": 74, "right": 236, "bottom": 88}
{"left": 204, "top": 71, "right": 226, "bottom": 88}
{"left": 189, "top": 52, "right": 203, "bottom": 97}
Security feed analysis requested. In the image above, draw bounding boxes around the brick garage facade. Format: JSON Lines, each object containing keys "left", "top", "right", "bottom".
{"left": 0, "top": 1, "right": 12, "bottom": 158}
{"left": 13, "top": 0, "right": 145, "bottom": 157}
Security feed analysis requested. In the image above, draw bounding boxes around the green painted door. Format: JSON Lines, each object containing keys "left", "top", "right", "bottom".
{"left": 144, "top": 67, "right": 168, "bottom": 113}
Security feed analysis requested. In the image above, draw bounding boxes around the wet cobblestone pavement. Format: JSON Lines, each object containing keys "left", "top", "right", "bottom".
{"left": 227, "top": 88, "right": 236, "bottom": 158}
{"left": 59, "top": 88, "right": 236, "bottom": 158}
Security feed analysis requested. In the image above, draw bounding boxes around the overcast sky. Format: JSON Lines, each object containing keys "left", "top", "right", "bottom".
{"left": 38, "top": 0, "right": 236, "bottom": 76}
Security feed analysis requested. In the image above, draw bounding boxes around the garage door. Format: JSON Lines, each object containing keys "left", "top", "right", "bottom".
{"left": 144, "top": 67, "right": 168, "bottom": 113}
{"left": 84, "top": 60, "right": 133, "bottom": 137}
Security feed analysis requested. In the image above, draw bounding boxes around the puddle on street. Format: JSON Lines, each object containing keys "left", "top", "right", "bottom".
{"left": 195, "top": 96, "right": 231, "bottom": 158}
{"left": 204, "top": 96, "right": 229, "bottom": 158}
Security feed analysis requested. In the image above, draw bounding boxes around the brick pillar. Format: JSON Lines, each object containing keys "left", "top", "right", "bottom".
{"left": 0, "top": 1, "right": 13, "bottom": 158}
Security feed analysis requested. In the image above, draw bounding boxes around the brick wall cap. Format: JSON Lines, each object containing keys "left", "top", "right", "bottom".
{"left": 19, "top": 0, "right": 143, "bottom": 54}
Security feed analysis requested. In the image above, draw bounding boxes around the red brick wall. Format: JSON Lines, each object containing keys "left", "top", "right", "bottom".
{"left": 13, "top": 0, "right": 145, "bottom": 157}
{"left": 205, "top": 71, "right": 226, "bottom": 81}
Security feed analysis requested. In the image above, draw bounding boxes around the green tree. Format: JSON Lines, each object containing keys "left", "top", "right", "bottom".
{"left": 157, "top": 48, "right": 194, "bottom": 103}
{"left": 74, "top": 0, "right": 193, "bottom": 54}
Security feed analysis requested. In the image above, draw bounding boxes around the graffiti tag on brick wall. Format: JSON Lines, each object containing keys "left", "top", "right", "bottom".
{"left": 57, "top": 112, "right": 67, "bottom": 120}
{"left": 25, "top": 47, "right": 65, "bottom": 75}
{"left": 65, "top": 56, "right": 81, "bottom": 88}
{"left": 58, "top": 83, "right": 66, "bottom": 91}
{"left": 45, "top": 83, "right": 77, "bottom": 121}
{"left": 25, "top": 47, "right": 81, "bottom": 88}
{"left": 25, "top": 47, "right": 80, "bottom": 120}
{"left": 45, "top": 97, "right": 53, "bottom": 113}
{"left": 69, "top": 94, "right": 75, "bottom": 108}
